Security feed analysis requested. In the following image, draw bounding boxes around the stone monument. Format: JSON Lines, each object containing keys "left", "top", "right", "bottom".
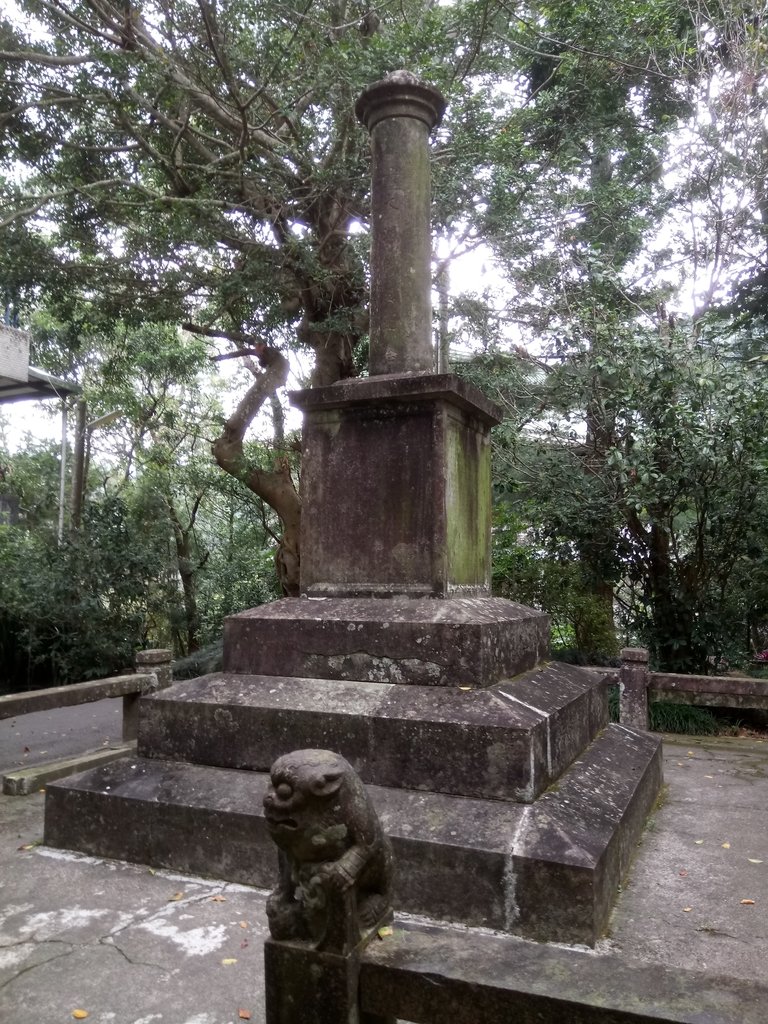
{"left": 45, "top": 72, "right": 662, "bottom": 946}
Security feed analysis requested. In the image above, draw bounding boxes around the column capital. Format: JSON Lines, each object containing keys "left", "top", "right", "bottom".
{"left": 355, "top": 70, "right": 446, "bottom": 133}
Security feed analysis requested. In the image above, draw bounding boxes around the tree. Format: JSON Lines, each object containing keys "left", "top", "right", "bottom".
{"left": 483, "top": 325, "right": 768, "bottom": 672}
{"left": 0, "top": 0, "right": 514, "bottom": 591}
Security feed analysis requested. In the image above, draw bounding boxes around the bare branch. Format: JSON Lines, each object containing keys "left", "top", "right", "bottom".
{"left": 0, "top": 49, "right": 99, "bottom": 67}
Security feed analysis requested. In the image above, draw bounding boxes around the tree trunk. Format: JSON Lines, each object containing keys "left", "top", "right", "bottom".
{"left": 212, "top": 346, "right": 303, "bottom": 595}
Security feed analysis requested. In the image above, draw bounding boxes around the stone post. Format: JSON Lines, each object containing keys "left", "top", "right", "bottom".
{"left": 125, "top": 648, "right": 173, "bottom": 740}
{"left": 135, "top": 648, "right": 173, "bottom": 689}
{"left": 355, "top": 71, "right": 446, "bottom": 375}
{"left": 619, "top": 647, "right": 650, "bottom": 730}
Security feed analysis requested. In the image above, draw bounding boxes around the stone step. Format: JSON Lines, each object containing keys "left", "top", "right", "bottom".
{"left": 223, "top": 595, "right": 550, "bottom": 687}
{"left": 44, "top": 722, "right": 661, "bottom": 945}
{"left": 359, "top": 919, "right": 768, "bottom": 1024}
{"left": 136, "top": 663, "right": 607, "bottom": 803}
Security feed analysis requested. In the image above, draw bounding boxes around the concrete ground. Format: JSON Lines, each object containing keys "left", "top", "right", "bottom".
{"left": 0, "top": 734, "right": 766, "bottom": 1023}
{"left": 604, "top": 733, "right": 768, "bottom": 980}
{"left": 0, "top": 698, "right": 123, "bottom": 771}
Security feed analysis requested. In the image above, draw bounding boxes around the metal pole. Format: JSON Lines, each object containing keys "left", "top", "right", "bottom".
{"left": 70, "top": 398, "right": 87, "bottom": 530}
{"left": 57, "top": 399, "right": 68, "bottom": 543}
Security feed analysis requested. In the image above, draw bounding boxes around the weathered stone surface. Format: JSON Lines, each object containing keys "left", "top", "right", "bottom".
{"left": 138, "top": 672, "right": 547, "bottom": 801}
{"left": 495, "top": 661, "right": 610, "bottom": 789}
{"left": 263, "top": 750, "right": 393, "bottom": 954}
{"left": 620, "top": 646, "right": 650, "bottom": 730}
{"left": 2, "top": 741, "right": 134, "bottom": 795}
{"left": 359, "top": 920, "right": 768, "bottom": 1024}
{"left": 650, "top": 671, "right": 768, "bottom": 710}
{"left": 137, "top": 663, "right": 605, "bottom": 802}
{"left": 265, "top": 940, "right": 379, "bottom": 1024}
{"left": 354, "top": 71, "right": 446, "bottom": 376}
{"left": 0, "top": 673, "right": 158, "bottom": 719}
{"left": 512, "top": 724, "right": 663, "bottom": 945}
{"left": 291, "top": 373, "right": 501, "bottom": 423}
{"left": 291, "top": 379, "right": 499, "bottom": 598}
{"left": 45, "top": 721, "right": 661, "bottom": 943}
{"left": 223, "top": 596, "right": 550, "bottom": 687}
{"left": 43, "top": 756, "right": 523, "bottom": 929}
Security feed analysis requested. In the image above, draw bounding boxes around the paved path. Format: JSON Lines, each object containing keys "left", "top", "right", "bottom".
{"left": 0, "top": 735, "right": 766, "bottom": 1023}
{"left": 606, "top": 733, "right": 768, "bottom": 980}
{"left": 0, "top": 699, "right": 123, "bottom": 774}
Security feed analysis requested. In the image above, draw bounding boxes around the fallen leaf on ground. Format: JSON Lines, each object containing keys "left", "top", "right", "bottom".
{"left": 72, "top": 1011, "right": 89, "bottom": 1020}
{"left": 168, "top": 892, "right": 185, "bottom": 902}
{"left": 221, "top": 958, "right": 238, "bottom": 965}
{"left": 704, "top": 775, "right": 714, "bottom": 779}
{"left": 694, "top": 839, "right": 705, "bottom": 845}
{"left": 748, "top": 858, "right": 763, "bottom": 864}
{"left": 17, "top": 841, "right": 41, "bottom": 851}
{"left": 209, "top": 895, "right": 227, "bottom": 902}
{"left": 239, "top": 921, "right": 248, "bottom": 929}
{"left": 740, "top": 899, "right": 756, "bottom": 905}
{"left": 682, "top": 907, "right": 693, "bottom": 913}
{"left": 377, "top": 925, "right": 394, "bottom": 938}
{"left": 722, "top": 842, "right": 731, "bottom": 849}
{"left": 238, "top": 1011, "right": 252, "bottom": 1020}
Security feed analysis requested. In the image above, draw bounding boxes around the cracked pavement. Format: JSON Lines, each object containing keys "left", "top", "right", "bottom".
{"left": 0, "top": 791, "right": 270, "bottom": 1024}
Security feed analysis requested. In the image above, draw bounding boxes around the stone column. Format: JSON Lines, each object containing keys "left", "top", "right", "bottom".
{"left": 355, "top": 71, "right": 446, "bottom": 375}
{"left": 620, "top": 647, "right": 650, "bottom": 730}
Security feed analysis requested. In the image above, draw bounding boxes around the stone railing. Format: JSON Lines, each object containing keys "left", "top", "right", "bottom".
{"left": 0, "top": 649, "right": 172, "bottom": 740}
{"left": 263, "top": 748, "right": 767, "bottom": 1024}
{"left": 616, "top": 647, "right": 768, "bottom": 730}
{"left": 0, "top": 649, "right": 172, "bottom": 794}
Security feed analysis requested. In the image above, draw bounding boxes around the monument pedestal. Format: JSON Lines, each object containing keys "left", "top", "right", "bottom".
{"left": 44, "top": 373, "right": 662, "bottom": 946}
{"left": 294, "top": 374, "right": 499, "bottom": 599}
{"left": 224, "top": 596, "right": 549, "bottom": 687}
{"left": 44, "top": 665, "right": 661, "bottom": 945}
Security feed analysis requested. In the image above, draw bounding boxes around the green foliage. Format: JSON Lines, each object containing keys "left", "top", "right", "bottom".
{"left": 482, "top": 325, "right": 768, "bottom": 672}
{"left": 649, "top": 701, "right": 721, "bottom": 736}
{"left": 0, "top": 493, "right": 163, "bottom": 688}
{"left": 0, "top": 312, "right": 284, "bottom": 688}
{"left": 2, "top": 0, "right": 767, "bottom": 680}
{"left": 491, "top": 504, "right": 619, "bottom": 659}
{"left": 606, "top": 687, "right": 721, "bottom": 735}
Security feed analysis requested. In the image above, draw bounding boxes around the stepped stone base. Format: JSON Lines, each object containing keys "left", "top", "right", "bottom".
{"left": 223, "top": 595, "right": 549, "bottom": 687}
{"left": 44, "top": 723, "right": 661, "bottom": 945}
{"left": 136, "top": 664, "right": 606, "bottom": 803}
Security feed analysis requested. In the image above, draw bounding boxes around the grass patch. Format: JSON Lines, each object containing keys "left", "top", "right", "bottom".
{"left": 607, "top": 686, "right": 723, "bottom": 735}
